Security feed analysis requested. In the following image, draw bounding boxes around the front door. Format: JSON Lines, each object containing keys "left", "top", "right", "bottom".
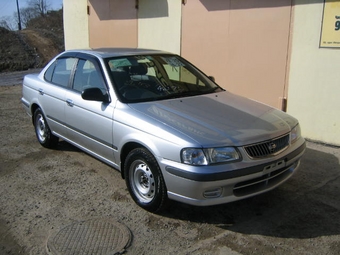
{"left": 65, "top": 57, "right": 115, "bottom": 163}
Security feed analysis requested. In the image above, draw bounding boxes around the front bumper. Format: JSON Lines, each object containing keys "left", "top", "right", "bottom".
{"left": 160, "top": 139, "right": 306, "bottom": 206}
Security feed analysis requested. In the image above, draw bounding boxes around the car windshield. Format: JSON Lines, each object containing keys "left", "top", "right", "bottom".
{"left": 105, "top": 54, "right": 223, "bottom": 103}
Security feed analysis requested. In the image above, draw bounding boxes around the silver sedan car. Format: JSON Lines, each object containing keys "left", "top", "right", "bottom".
{"left": 21, "top": 48, "right": 305, "bottom": 212}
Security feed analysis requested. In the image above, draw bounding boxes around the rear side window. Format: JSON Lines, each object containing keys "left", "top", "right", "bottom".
{"left": 44, "top": 62, "right": 55, "bottom": 81}
{"left": 44, "top": 58, "right": 77, "bottom": 87}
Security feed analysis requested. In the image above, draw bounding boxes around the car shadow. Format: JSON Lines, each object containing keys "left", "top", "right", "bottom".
{"left": 161, "top": 146, "right": 340, "bottom": 239}
{"left": 56, "top": 140, "right": 82, "bottom": 152}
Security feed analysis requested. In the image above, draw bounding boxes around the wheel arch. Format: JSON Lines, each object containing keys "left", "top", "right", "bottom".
{"left": 120, "top": 142, "right": 148, "bottom": 179}
{"left": 30, "top": 103, "right": 41, "bottom": 124}
{"left": 118, "top": 130, "right": 181, "bottom": 180}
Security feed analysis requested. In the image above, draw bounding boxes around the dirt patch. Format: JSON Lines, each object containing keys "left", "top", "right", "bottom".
{"left": 0, "top": 27, "right": 36, "bottom": 71}
{"left": 0, "top": 10, "right": 63, "bottom": 73}
{"left": 20, "top": 30, "right": 60, "bottom": 67}
{"left": 0, "top": 76, "right": 340, "bottom": 254}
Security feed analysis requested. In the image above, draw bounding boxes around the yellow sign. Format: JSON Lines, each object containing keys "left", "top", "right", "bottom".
{"left": 320, "top": 0, "right": 340, "bottom": 48}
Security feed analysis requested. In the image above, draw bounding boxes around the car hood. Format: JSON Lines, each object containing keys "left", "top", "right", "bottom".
{"left": 128, "top": 92, "right": 298, "bottom": 147}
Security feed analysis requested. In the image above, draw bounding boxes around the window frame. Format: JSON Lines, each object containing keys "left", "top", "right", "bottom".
{"left": 71, "top": 53, "right": 109, "bottom": 94}
{"left": 43, "top": 52, "right": 110, "bottom": 95}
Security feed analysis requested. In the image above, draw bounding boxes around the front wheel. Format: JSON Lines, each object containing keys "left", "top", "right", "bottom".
{"left": 124, "top": 148, "right": 168, "bottom": 212}
{"left": 33, "top": 108, "right": 59, "bottom": 148}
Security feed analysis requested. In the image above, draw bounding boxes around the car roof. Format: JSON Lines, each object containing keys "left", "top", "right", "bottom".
{"left": 64, "top": 48, "right": 173, "bottom": 59}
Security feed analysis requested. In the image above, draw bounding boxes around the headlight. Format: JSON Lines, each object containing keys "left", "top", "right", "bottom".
{"left": 181, "top": 147, "right": 240, "bottom": 165}
{"left": 181, "top": 148, "right": 208, "bottom": 165}
{"left": 291, "top": 124, "right": 301, "bottom": 143}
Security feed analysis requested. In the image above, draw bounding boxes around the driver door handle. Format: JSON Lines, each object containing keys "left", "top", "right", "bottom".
{"left": 66, "top": 99, "right": 74, "bottom": 107}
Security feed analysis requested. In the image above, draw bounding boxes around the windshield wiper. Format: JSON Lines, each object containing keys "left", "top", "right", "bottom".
{"left": 159, "top": 91, "right": 202, "bottom": 100}
{"left": 205, "top": 86, "right": 223, "bottom": 93}
{"left": 158, "top": 87, "right": 223, "bottom": 100}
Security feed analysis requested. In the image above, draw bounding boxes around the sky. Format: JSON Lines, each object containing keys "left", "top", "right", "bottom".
{"left": 0, "top": 0, "right": 63, "bottom": 19}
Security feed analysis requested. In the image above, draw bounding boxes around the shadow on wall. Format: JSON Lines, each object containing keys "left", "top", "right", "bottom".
{"left": 87, "top": 0, "right": 336, "bottom": 20}
{"left": 138, "top": 0, "right": 169, "bottom": 19}
{"left": 88, "top": 0, "right": 136, "bottom": 20}
{"left": 162, "top": 146, "right": 340, "bottom": 239}
{"left": 88, "top": 0, "right": 169, "bottom": 20}
{"left": 198, "top": 0, "right": 337, "bottom": 11}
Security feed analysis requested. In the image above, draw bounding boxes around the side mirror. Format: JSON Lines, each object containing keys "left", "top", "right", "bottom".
{"left": 82, "top": 87, "right": 110, "bottom": 102}
{"left": 208, "top": 76, "right": 215, "bottom": 82}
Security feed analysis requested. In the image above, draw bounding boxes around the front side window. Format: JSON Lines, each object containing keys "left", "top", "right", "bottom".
{"left": 44, "top": 57, "right": 77, "bottom": 87}
{"left": 73, "top": 59, "right": 106, "bottom": 93}
{"left": 106, "top": 55, "right": 222, "bottom": 103}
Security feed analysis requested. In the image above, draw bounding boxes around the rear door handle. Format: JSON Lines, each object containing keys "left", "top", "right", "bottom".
{"left": 38, "top": 88, "right": 44, "bottom": 95}
{"left": 66, "top": 99, "right": 74, "bottom": 107}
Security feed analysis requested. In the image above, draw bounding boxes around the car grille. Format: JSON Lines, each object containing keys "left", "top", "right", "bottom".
{"left": 244, "top": 134, "right": 290, "bottom": 158}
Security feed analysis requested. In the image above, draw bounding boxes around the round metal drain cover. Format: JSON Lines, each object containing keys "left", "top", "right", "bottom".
{"left": 47, "top": 219, "right": 132, "bottom": 255}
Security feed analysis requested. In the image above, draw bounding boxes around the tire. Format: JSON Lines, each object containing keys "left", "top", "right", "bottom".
{"left": 124, "top": 148, "right": 168, "bottom": 212}
{"left": 33, "top": 108, "right": 59, "bottom": 148}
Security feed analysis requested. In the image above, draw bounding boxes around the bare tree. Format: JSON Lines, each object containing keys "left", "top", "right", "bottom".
{"left": 20, "top": 7, "right": 40, "bottom": 27}
{"left": 0, "top": 17, "right": 15, "bottom": 31}
{"left": 27, "top": 0, "right": 51, "bottom": 17}
{"left": 13, "top": 0, "right": 51, "bottom": 29}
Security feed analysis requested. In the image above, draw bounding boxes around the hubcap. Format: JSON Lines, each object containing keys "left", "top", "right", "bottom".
{"left": 130, "top": 160, "right": 155, "bottom": 203}
{"left": 36, "top": 114, "right": 47, "bottom": 142}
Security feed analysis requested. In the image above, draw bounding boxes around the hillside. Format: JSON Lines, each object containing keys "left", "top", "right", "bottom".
{"left": 0, "top": 9, "right": 64, "bottom": 72}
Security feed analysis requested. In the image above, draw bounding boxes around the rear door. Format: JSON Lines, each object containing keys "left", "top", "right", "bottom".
{"left": 41, "top": 56, "right": 77, "bottom": 137}
{"left": 64, "top": 56, "right": 115, "bottom": 163}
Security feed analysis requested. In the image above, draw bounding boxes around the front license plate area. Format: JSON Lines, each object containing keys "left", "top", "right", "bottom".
{"left": 263, "top": 160, "right": 286, "bottom": 174}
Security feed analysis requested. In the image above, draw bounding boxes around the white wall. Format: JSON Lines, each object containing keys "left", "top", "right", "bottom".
{"left": 63, "top": 0, "right": 89, "bottom": 50}
{"left": 138, "top": 0, "right": 181, "bottom": 54}
{"left": 287, "top": 0, "right": 340, "bottom": 146}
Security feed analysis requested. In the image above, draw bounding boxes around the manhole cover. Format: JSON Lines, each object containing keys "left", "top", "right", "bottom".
{"left": 47, "top": 219, "right": 132, "bottom": 255}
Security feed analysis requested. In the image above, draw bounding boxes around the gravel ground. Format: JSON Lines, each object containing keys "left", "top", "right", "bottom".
{"left": 0, "top": 69, "right": 41, "bottom": 86}
{"left": 0, "top": 72, "right": 340, "bottom": 254}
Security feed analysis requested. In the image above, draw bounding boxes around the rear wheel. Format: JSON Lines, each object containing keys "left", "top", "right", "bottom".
{"left": 124, "top": 148, "right": 167, "bottom": 212}
{"left": 33, "top": 108, "right": 58, "bottom": 148}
